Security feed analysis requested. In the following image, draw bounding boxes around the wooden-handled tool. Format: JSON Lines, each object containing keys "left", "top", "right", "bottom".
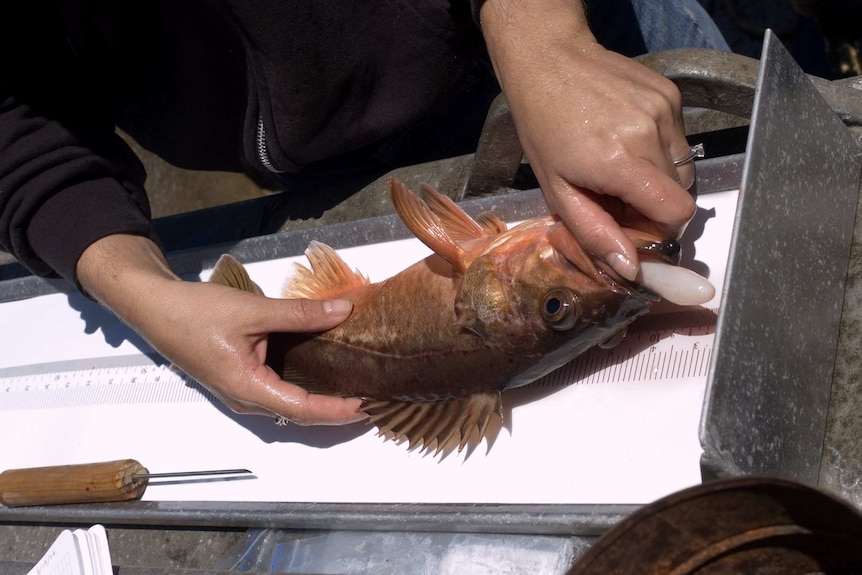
{"left": 0, "top": 459, "right": 252, "bottom": 507}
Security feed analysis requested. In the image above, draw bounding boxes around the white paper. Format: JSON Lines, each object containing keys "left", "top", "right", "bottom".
{"left": 26, "top": 525, "right": 111, "bottom": 575}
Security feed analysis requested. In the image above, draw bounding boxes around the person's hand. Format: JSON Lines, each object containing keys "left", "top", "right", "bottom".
{"left": 77, "top": 234, "right": 365, "bottom": 425}
{"left": 479, "top": 0, "right": 697, "bottom": 280}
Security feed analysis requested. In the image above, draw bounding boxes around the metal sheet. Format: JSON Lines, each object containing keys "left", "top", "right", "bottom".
{"left": 0, "top": 500, "right": 633, "bottom": 535}
{"left": 700, "top": 32, "right": 862, "bottom": 482}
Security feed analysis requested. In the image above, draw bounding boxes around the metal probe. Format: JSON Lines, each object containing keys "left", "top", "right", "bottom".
{"left": 0, "top": 459, "right": 253, "bottom": 507}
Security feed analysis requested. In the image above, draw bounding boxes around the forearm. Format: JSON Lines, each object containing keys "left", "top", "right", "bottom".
{"left": 76, "top": 234, "right": 180, "bottom": 336}
{"left": 479, "top": 0, "right": 594, "bottom": 87}
{"left": 0, "top": 90, "right": 153, "bottom": 286}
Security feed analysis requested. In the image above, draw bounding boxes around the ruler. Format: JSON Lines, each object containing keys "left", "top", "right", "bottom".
{"left": 0, "top": 309, "right": 716, "bottom": 412}
{"left": 0, "top": 355, "right": 212, "bottom": 411}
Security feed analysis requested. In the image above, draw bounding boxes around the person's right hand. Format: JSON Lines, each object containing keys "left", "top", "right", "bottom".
{"left": 479, "top": 0, "right": 697, "bottom": 280}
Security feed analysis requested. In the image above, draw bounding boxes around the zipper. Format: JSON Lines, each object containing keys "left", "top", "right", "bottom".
{"left": 256, "top": 116, "right": 282, "bottom": 173}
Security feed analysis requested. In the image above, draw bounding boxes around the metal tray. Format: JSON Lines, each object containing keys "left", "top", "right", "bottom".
{"left": 1, "top": 32, "right": 859, "bottom": 535}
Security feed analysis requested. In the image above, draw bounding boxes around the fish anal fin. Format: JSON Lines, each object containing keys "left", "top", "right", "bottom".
{"left": 389, "top": 178, "right": 469, "bottom": 273}
{"left": 361, "top": 390, "right": 503, "bottom": 455}
{"left": 209, "top": 254, "right": 264, "bottom": 295}
{"left": 283, "top": 240, "right": 370, "bottom": 299}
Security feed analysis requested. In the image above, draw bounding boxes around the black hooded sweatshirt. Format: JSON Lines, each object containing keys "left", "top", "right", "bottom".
{"left": 0, "top": 0, "right": 481, "bottom": 286}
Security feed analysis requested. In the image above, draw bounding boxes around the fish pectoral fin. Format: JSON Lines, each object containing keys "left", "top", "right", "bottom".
{"left": 278, "top": 365, "right": 336, "bottom": 395}
{"left": 209, "top": 254, "right": 264, "bottom": 295}
{"left": 283, "top": 240, "right": 370, "bottom": 299}
{"left": 390, "top": 178, "right": 469, "bottom": 273}
{"left": 361, "top": 390, "right": 503, "bottom": 454}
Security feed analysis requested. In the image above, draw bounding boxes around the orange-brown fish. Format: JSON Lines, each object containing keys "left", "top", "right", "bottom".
{"left": 211, "top": 178, "right": 713, "bottom": 452}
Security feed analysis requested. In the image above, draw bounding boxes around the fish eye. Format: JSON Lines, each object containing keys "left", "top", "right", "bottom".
{"left": 541, "top": 289, "right": 580, "bottom": 331}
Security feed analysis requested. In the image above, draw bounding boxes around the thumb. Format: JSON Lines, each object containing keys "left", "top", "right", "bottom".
{"left": 255, "top": 296, "right": 353, "bottom": 333}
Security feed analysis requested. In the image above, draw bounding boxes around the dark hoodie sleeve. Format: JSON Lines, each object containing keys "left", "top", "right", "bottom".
{"left": 0, "top": 3, "right": 158, "bottom": 290}
{"left": 0, "top": 91, "right": 156, "bottom": 288}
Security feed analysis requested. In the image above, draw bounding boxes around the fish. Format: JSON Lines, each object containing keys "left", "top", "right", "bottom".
{"left": 210, "top": 178, "right": 714, "bottom": 453}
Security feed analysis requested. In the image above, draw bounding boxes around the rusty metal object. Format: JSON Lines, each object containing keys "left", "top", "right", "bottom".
{"left": 637, "top": 48, "right": 862, "bottom": 127}
{"left": 566, "top": 477, "right": 862, "bottom": 574}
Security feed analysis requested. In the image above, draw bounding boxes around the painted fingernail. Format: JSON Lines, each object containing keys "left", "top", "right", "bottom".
{"left": 607, "top": 252, "right": 639, "bottom": 282}
{"left": 323, "top": 299, "right": 353, "bottom": 316}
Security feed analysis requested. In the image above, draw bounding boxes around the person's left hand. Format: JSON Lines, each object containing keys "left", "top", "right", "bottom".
{"left": 76, "top": 234, "right": 366, "bottom": 426}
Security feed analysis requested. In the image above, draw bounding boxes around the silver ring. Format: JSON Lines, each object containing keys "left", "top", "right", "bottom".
{"left": 274, "top": 416, "right": 290, "bottom": 426}
{"left": 673, "top": 143, "right": 705, "bottom": 166}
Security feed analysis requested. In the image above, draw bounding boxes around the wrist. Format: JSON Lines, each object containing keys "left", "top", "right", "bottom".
{"left": 76, "top": 234, "right": 179, "bottom": 321}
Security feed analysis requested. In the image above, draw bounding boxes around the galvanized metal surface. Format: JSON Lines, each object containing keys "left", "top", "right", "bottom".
{"left": 700, "top": 33, "right": 862, "bottom": 483}
{"left": 0, "top": 500, "right": 633, "bottom": 537}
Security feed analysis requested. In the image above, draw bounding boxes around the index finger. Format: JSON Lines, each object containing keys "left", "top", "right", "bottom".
{"left": 598, "top": 158, "right": 697, "bottom": 232}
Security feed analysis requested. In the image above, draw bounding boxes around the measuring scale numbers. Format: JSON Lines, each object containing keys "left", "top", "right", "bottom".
{"left": 541, "top": 308, "right": 718, "bottom": 388}
{"left": 0, "top": 361, "right": 204, "bottom": 411}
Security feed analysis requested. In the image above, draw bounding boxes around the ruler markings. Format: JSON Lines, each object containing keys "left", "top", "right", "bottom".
{"left": 0, "top": 359, "right": 214, "bottom": 411}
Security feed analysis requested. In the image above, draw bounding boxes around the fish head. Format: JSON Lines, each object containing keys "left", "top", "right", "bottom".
{"left": 454, "top": 219, "right": 657, "bottom": 389}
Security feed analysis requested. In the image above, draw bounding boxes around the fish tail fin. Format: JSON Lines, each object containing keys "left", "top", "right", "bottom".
{"left": 361, "top": 390, "right": 503, "bottom": 455}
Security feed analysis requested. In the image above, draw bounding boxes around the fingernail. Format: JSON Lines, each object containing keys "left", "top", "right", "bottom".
{"left": 607, "top": 252, "right": 639, "bottom": 281}
{"left": 323, "top": 299, "right": 353, "bottom": 316}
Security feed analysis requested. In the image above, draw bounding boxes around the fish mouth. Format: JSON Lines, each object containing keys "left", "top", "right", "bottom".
{"left": 548, "top": 222, "right": 714, "bottom": 306}
{"left": 635, "top": 239, "right": 682, "bottom": 265}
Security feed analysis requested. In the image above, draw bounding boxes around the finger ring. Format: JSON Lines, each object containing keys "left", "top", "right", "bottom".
{"left": 274, "top": 416, "right": 290, "bottom": 426}
{"left": 673, "top": 143, "right": 705, "bottom": 166}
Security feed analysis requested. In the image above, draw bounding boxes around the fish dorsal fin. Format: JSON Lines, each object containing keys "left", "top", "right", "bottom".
{"left": 418, "top": 183, "right": 490, "bottom": 242}
{"left": 390, "top": 178, "right": 469, "bottom": 273}
{"left": 209, "top": 254, "right": 264, "bottom": 295}
{"left": 283, "top": 240, "right": 370, "bottom": 299}
{"left": 361, "top": 390, "right": 503, "bottom": 455}
{"left": 476, "top": 212, "right": 509, "bottom": 235}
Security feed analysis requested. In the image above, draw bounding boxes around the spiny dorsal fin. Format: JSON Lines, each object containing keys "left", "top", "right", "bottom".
{"left": 361, "top": 390, "right": 503, "bottom": 455}
{"left": 209, "top": 254, "right": 263, "bottom": 295}
{"left": 283, "top": 240, "right": 370, "bottom": 299}
{"left": 389, "top": 178, "right": 469, "bottom": 273}
{"left": 418, "top": 182, "right": 489, "bottom": 242}
{"left": 476, "top": 212, "right": 509, "bottom": 235}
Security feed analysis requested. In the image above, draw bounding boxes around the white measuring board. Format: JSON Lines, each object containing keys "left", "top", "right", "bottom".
{"left": 0, "top": 189, "right": 736, "bottom": 505}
